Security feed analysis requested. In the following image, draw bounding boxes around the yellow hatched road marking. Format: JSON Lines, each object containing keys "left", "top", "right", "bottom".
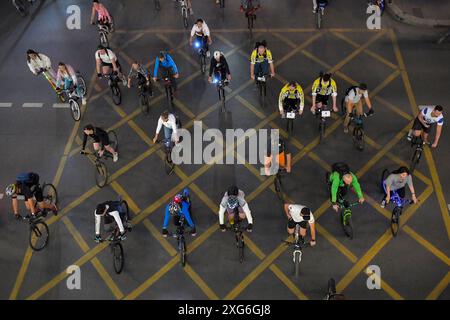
{"left": 426, "top": 272, "right": 450, "bottom": 300}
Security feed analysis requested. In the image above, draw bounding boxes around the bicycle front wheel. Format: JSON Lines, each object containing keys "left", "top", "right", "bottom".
{"left": 111, "top": 84, "right": 122, "bottom": 105}
{"left": 100, "top": 31, "right": 109, "bottom": 48}
{"left": 112, "top": 242, "right": 124, "bottom": 274}
{"left": 69, "top": 99, "right": 81, "bottom": 121}
{"left": 29, "top": 221, "right": 49, "bottom": 251}
{"left": 140, "top": 94, "right": 150, "bottom": 115}
{"left": 352, "top": 127, "right": 365, "bottom": 151}
{"left": 95, "top": 161, "right": 108, "bottom": 188}
{"left": 77, "top": 75, "right": 87, "bottom": 97}
{"left": 410, "top": 148, "right": 421, "bottom": 172}
{"left": 294, "top": 251, "right": 301, "bottom": 277}
{"left": 342, "top": 211, "right": 354, "bottom": 239}
{"left": 42, "top": 183, "right": 58, "bottom": 206}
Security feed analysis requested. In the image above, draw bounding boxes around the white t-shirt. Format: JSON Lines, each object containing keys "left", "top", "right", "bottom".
{"left": 190, "top": 22, "right": 211, "bottom": 37}
{"left": 345, "top": 88, "right": 368, "bottom": 104}
{"left": 421, "top": 107, "right": 444, "bottom": 126}
{"left": 95, "top": 49, "right": 117, "bottom": 64}
{"left": 156, "top": 114, "right": 178, "bottom": 139}
{"left": 288, "top": 204, "right": 315, "bottom": 224}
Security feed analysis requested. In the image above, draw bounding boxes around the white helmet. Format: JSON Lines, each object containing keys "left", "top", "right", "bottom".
{"left": 213, "top": 51, "right": 222, "bottom": 60}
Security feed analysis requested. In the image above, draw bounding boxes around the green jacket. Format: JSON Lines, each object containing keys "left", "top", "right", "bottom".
{"left": 329, "top": 172, "right": 363, "bottom": 203}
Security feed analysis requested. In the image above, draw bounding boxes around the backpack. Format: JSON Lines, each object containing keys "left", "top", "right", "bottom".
{"left": 344, "top": 86, "right": 358, "bottom": 97}
{"left": 331, "top": 162, "right": 350, "bottom": 178}
{"left": 16, "top": 172, "right": 39, "bottom": 185}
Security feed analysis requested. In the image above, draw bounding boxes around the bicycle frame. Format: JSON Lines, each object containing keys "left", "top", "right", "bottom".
{"left": 382, "top": 183, "right": 411, "bottom": 208}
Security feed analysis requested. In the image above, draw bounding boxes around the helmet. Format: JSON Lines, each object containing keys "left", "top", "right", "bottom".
{"left": 226, "top": 196, "right": 239, "bottom": 210}
{"left": 227, "top": 185, "right": 239, "bottom": 196}
{"left": 173, "top": 194, "right": 183, "bottom": 204}
{"left": 5, "top": 184, "right": 17, "bottom": 196}
{"left": 169, "top": 202, "right": 180, "bottom": 215}
{"left": 95, "top": 203, "right": 107, "bottom": 215}
{"left": 213, "top": 51, "right": 221, "bottom": 60}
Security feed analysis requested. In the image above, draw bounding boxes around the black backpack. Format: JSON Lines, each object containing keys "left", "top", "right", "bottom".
{"left": 344, "top": 86, "right": 358, "bottom": 97}
{"left": 16, "top": 172, "right": 39, "bottom": 185}
{"left": 332, "top": 162, "right": 350, "bottom": 178}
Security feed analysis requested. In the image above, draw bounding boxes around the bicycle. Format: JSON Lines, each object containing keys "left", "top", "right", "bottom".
{"left": 409, "top": 135, "right": 427, "bottom": 172}
{"left": 105, "top": 199, "right": 131, "bottom": 274}
{"left": 157, "top": 75, "right": 174, "bottom": 109}
{"left": 22, "top": 182, "right": 58, "bottom": 251}
{"left": 102, "top": 73, "right": 122, "bottom": 105}
{"left": 282, "top": 225, "right": 310, "bottom": 277}
{"left": 179, "top": 0, "right": 189, "bottom": 29}
{"left": 381, "top": 169, "right": 413, "bottom": 237}
{"left": 212, "top": 74, "right": 229, "bottom": 113}
{"left": 315, "top": 1, "right": 327, "bottom": 29}
{"left": 193, "top": 37, "right": 207, "bottom": 74}
{"left": 274, "top": 168, "right": 287, "bottom": 202}
{"left": 81, "top": 130, "right": 118, "bottom": 188}
{"left": 315, "top": 105, "right": 331, "bottom": 143}
{"left": 171, "top": 215, "right": 188, "bottom": 267}
{"left": 56, "top": 73, "right": 87, "bottom": 121}
{"left": 136, "top": 81, "right": 152, "bottom": 115}
{"left": 255, "top": 72, "right": 268, "bottom": 107}
{"left": 12, "top": 0, "right": 35, "bottom": 17}
{"left": 230, "top": 213, "right": 246, "bottom": 263}
{"left": 326, "top": 173, "right": 359, "bottom": 239}
{"left": 95, "top": 22, "right": 111, "bottom": 48}
{"left": 158, "top": 138, "right": 176, "bottom": 175}
{"left": 154, "top": 0, "right": 161, "bottom": 11}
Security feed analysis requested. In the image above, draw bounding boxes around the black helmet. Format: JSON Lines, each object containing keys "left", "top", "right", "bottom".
{"left": 95, "top": 203, "right": 106, "bottom": 215}
{"left": 227, "top": 185, "right": 239, "bottom": 196}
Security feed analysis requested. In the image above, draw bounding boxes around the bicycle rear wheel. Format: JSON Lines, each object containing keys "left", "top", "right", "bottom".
{"left": 391, "top": 206, "right": 401, "bottom": 237}
{"left": 237, "top": 233, "right": 245, "bottom": 263}
{"left": 287, "top": 119, "right": 293, "bottom": 138}
{"left": 95, "top": 161, "right": 108, "bottom": 188}
{"left": 316, "top": 9, "right": 322, "bottom": 29}
{"left": 294, "top": 250, "right": 301, "bottom": 277}
{"left": 179, "top": 238, "right": 186, "bottom": 267}
{"left": 220, "top": 88, "right": 226, "bottom": 113}
{"left": 112, "top": 242, "right": 124, "bottom": 274}
{"left": 328, "top": 278, "right": 337, "bottom": 295}
{"left": 29, "top": 221, "right": 49, "bottom": 251}
{"left": 220, "top": 0, "right": 225, "bottom": 8}
{"left": 319, "top": 118, "right": 326, "bottom": 143}
{"left": 140, "top": 94, "right": 150, "bottom": 115}
{"left": 155, "top": 0, "right": 161, "bottom": 11}
{"left": 69, "top": 99, "right": 81, "bottom": 121}
{"left": 274, "top": 175, "right": 283, "bottom": 201}
{"left": 342, "top": 211, "right": 354, "bottom": 239}
{"left": 352, "top": 127, "right": 365, "bottom": 151}
{"left": 410, "top": 148, "right": 421, "bottom": 172}
{"left": 111, "top": 84, "right": 122, "bottom": 105}
{"left": 42, "top": 183, "right": 58, "bottom": 206}
{"left": 200, "top": 54, "right": 206, "bottom": 74}
{"left": 100, "top": 31, "right": 109, "bottom": 48}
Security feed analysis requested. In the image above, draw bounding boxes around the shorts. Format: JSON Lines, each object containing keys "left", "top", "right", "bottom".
{"left": 288, "top": 219, "right": 308, "bottom": 230}
{"left": 226, "top": 207, "right": 244, "bottom": 215}
{"left": 101, "top": 59, "right": 122, "bottom": 71}
{"left": 412, "top": 117, "right": 431, "bottom": 134}
{"left": 20, "top": 184, "right": 43, "bottom": 202}
{"left": 94, "top": 132, "right": 110, "bottom": 147}
{"left": 283, "top": 98, "right": 299, "bottom": 112}
{"left": 316, "top": 94, "right": 330, "bottom": 105}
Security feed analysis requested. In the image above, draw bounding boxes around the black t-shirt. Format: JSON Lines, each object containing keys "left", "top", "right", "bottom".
{"left": 209, "top": 55, "right": 230, "bottom": 77}
{"left": 82, "top": 127, "right": 109, "bottom": 150}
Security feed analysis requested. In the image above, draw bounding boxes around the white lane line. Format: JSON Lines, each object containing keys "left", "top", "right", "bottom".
{"left": 22, "top": 103, "right": 44, "bottom": 108}
{"left": 0, "top": 103, "right": 13, "bottom": 107}
{"left": 52, "top": 103, "right": 70, "bottom": 108}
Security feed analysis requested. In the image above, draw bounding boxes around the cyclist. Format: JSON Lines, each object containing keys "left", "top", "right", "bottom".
{"left": 381, "top": 166, "right": 418, "bottom": 208}
{"left": 95, "top": 45, "right": 127, "bottom": 86}
{"left": 219, "top": 185, "right": 253, "bottom": 232}
{"left": 250, "top": 40, "right": 275, "bottom": 81}
{"left": 5, "top": 172, "right": 58, "bottom": 220}
{"left": 278, "top": 81, "right": 305, "bottom": 117}
{"left": 312, "top": 0, "right": 328, "bottom": 12}
{"left": 407, "top": 105, "right": 444, "bottom": 148}
{"left": 94, "top": 201, "right": 131, "bottom": 243}
{"left": 153, "top": 51, "right": 179, "bottom": 92}
{"left": 162, "top": 188, "right": 196, "bottom": 237}
{"left": 26, "top": 49, "right": 56, "bottom": 82}
{"left": 152, "top": 111, "right": 180, "bottom": 144}
{"left": 240, "top": 0, "right": 260, "bottom": 17}
{"left": 127, "top": 61, "right": 153, "bottom": 96}
{"left": 81, "top": 124, "right": 119, "bottom": 162}
{"left": 90, "top": 0, "right": 113, "bottom": 29}
{"left": 328, "top": 162, "right": 364, "bottom": 212}
{"left": 55, "top": 62, "right": 86, "bottom": 105}
{"left": 283, "top": 203, "right": 316, "bottom": 246}
{"left": 342, "top": 83, "right": 374, "bottom": 133}
{"left": 310, "top": 72, "right": 338, "bottom": 114}
{"left": 264, "top": 137, "right": 292, "bottom": 176}
{"left": 189, "top": 18, "right": 212, "bottom": 58}
{"left": 208, "top": 51, "right": 231, "bottom": 83}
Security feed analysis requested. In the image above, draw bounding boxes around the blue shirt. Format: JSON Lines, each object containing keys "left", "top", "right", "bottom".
{"left": 154, "top": 54, "right": 179, "bottom": 78}
{"left": 163, "top": 201, "right": 195, "bottom": 229}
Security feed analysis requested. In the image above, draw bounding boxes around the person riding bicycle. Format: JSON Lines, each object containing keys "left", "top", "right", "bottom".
{"left": 312, "top": 0, "right": 328, "bottom": 13}
{"left": 55, "top": 62, "right": 86, "bottom": 105}
{"left": 342, "top": 83, "right": 374, "bottom": 133}
{"left": 95, "top": 45, "right": 127, "bottom": 86}
{"left": 264, "top": 137, "right": 292, "bottom": 176}
{"left": 190, "top": 18, "right": 212, "bottom": 58}
{"left": 250, "top": 40, "right": 275, "bottom": 81}
{"left": 153, "top": 51, "right": 179, "bottom": 92}
{"left": 381, "top": 166, "right": 418, "bottom": 208}
{"left": 127, "top": 61, "right": 153, "bottom": 96}
{"left": 219, "top": 185, "right": 253, "bottom": 232}
{"left": 278, "top": 81, "right": 305, "bottom": 117}
{"left": 162, "top": 188, "right": 196, "bottom": 237}
{"left": 90, "top": 0, "right": 113, "bottom": 30}
{"left": 152, "top": 111, "right": 180, "bottom": 145}
{"left": 26, "top": 49, "right": 56, "bottom": 82}
{"left": 310, "top": 72, "right": 338, "bottom": 114}
{"left": 328, "top": 162, "right": 364, "bottom": 212}
{"left": 81, "top": 124, "right": 119, "bottom": 162}
{"left": 208, "top": 51, "right": 231, "bottom": 83}
{"left": 240, "top": 0, "right": 260, "bottom": 16}
{"left": 283, "top": 203, "right": 316, "bottom": 246}
{"left": 407, "top": 105, "right": 444, "bottom": 148}
{"left": 5, "top": 172, "right": 58, "bottom": 220}
{"left": 94, "top": 201, "right": 131, "bottom": 243}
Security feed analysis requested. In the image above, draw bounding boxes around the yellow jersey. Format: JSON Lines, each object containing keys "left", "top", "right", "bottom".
{"left": 278, "top": 83, "right": 305, "bottom": 111}
{"left": 311, "top": 77, "right": 338, "bottom": 96}
{"left": 250, "top": 48, "right": 273, "bottom": 64}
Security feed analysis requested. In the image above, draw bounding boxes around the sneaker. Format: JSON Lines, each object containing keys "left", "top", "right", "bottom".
{"left": 313, "top": 6, "right": 317, "bottom": 13}
{"left": 206, "top": 50, "right": 210, "bottom": 58}
{"left": 406, "top": 129, "right": 412, "bottom": 141}
{"left": 380, "top": 199, "right": 386, "bottom": 208}
{"left": 122, "top": 78, "right": 127, "bottom": 87}
{"left": 190, "top": 227, "right": 197, "bottom": 236}
{"left": 14, "top": 214, "right": 22, "bottom": 220}
{"left": 82, "top": 97, "right": 87, "bottom": 105}
{"left": 113, "top": 152, "right": 119, "bottom": 162}
{"left": 343, "top": 126, "right": 349, "bottom": 134}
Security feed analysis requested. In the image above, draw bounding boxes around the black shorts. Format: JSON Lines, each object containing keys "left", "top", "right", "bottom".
{"left": 20, "top": 184, "right": 43, "bottom": 202}
{"left": 101, "top": 59, "right": 121, "bottom": 72}
{"left": 94, "top": 132, "right": 110, "bottom": 146}
{"left": 283, "top": 98, "right": 299, "bottom": 112}
{"left": 412, "top": 117, "right": 430, "bottom": 133}
{"left": 316, "top": 94, "right": 330, "bottom": 105}
{"left": 288, "top": 219, "right": 308, "bottom": 230}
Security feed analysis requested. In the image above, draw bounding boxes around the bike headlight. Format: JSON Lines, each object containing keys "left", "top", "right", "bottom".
{"left": 213, "top": 78, "right": 219, "bottom": 84}
{"left": 195, "top": 41, "right": 200, "bottom": 48}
